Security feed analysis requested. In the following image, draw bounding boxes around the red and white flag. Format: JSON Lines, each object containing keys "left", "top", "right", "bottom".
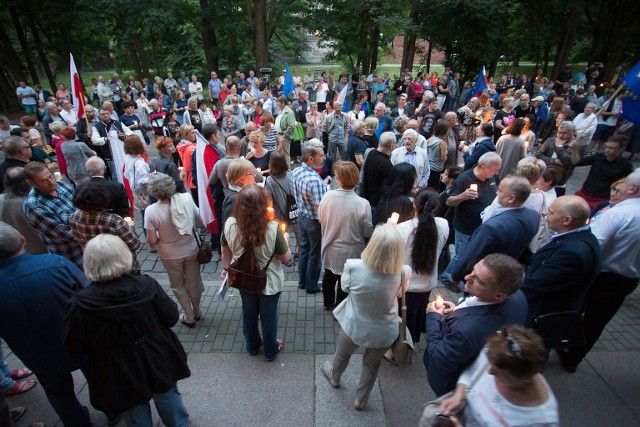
{"left": 69, "top": 53, "right": 85, "bottom": 121}
{"left": 195, "top": 130, "right": 222, "bottom": 234}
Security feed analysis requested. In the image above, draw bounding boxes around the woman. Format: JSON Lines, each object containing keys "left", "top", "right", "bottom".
{"left": 211, "top": 102, "right": 223, "bottom": 127}
{"left": 70, "top": 181, "right": 141, "bottom": 265}
{"left": 535, "top": 165, "right": 563, "bottom": 206}
{"left": 176, "top": 125, "right": 198, "bottom": 203}
{"left": 318, "top": 161, "right": 374, "bottom": 310}
{"left": 260, "top": 113, "right": 280, "bottom": 152}
{"left": 521, "top": 114, "right": 537, "bottom": 153}
{"left": 261, "top": 88, "right": 274, "bottom": 116}
{"left": 63, "top": 234, "right": 191, "bottom": 426}
{"left": 536, "top": 96, "right": 565, "bottom": 142}
{"left": 394, "top": 188, "right": 449, "bottom": 346}
{"left": 293, "top": 68, "right": 302, "bottom": 95}
{"left": 20, "top": 115, "right": 44, "bottom": 147}
{"left": 246, "top": 130, "right": 271, "bottom": 174}
{"left": 155, "top": 136, "right": 186, "bottom": 192}
{"left": 356, "top": 76, "right": 368, "bottom": 98}
{"left": 182, "top": 96, "right": 203, "bottom": 133}
{"left": 407, "top": 76, "right": 424, "bottom": 109}
{"left": 125, "top": 79, "right": 139, "bottom": 101}
{"left": 123, "top": 135, "right": 150, "bottom": 221}
{"left": 590, "top": 178, "right": 625, "bottom": 223}
{"left": 198, "top": 100, "right": 216, "bottom": 126}
{"left": 56, "top": 83, "right": 70, "bottom": 102}
{"left": 348, "top": 100, "right": 366, "bottom": 124}
{"left": 393, "top": 116, "right": 409, "bottom": 139}
{"left": 373, "top": 163, "right": 416, "bottom": 225}
{"left": 219, "top": 84, "right": 231, "bottom": 105}
{"left": 60, "top": 127, "right": 96, "bottom": 185}
{"left": 90, "top": 77, "right": 100, "bottom": 106}
{"left": 436, "top": 77, "right": 449, "bottom": 110}
{"left": 271, "top": 77, "right": 283, "bottom": 98}
{"left": 265, "top": 151, "right": 299, "bottom": 254}
{"left": 322, "top": 224, "right": 411, "bottom": 411}
{"left": 36, "top": 99, "right": 47, "bottom": 123}
{"left": 426, "top": 120, "right": 449, "bottom": 190}
{"left": 496, "top": 118, "right": 526, "bottom": 180}
{"left": 305, "top": 102, "right": 322, "bottom": 139}
{"left": 222, "top": 158, "right": 258, "bottom": 228}
{"left": 221, "top": 185, "right": 292, "bottom": 361}
{"left": 173, "top": 91, "right": 188, "bottom": 125}
{"left": 434, "top": 165, "right": 463, "bottom": 273}
{"left": 222, "top": 105, "right": 243, "bottom": 138}
{"left": 163, "top": 109, "right": 180, "bottom": 142}
{"left": 145, "top": 173, "right": 205, "bottom": 327}
{"left": 362, "top": 116, "right": 379, "bottom": 149}
{"left": 434, "top": 325, "right": 558, "bottom": 426}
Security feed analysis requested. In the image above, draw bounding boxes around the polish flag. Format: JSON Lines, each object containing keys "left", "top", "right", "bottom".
{"left": 195, "top": 130, "right": 223, "bottom": 234}
{"left": 69, "top": 53, "right": 86, "bottom": 121}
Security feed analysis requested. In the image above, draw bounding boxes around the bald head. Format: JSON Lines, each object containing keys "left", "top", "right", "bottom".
{"left": 244, "top": 121, "right": 257, "bottom": 134}
{"left": 226, "top": 136, "right": 241, "bottom": 154}
{"left": 551, "top": 196, "right": 591, "bottom": 231}
{"left": 0, "top": 222, "right": 24, "bottom": 261}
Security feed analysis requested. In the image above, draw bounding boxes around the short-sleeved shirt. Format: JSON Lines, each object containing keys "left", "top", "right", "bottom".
{"left": 290, "top": 162, "right": 327, "bottom": 220}
{"left": 346, "top": 134, "right": 368, "bottom": 166}
{"left": 144, "top": 200, "right": 198, "bottom": 260}
{"left": 16, "top": 86, "right": 37, "bottom": 105}
{"left": 449, "top": 168, "right": 498, "bottom": 235}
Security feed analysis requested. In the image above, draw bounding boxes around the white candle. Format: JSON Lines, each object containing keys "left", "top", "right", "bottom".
{"left": 469, "top": 184, "right": 478, "bottom": 192}
{"left": 256, "top": 167, "right": 261, "bottom": 172}
{"left": 388, "top": 212, "right": 400, "bottom": 226}
{"left": 54, "top": 172, "right": 62, "bottom": 181}
{"left": 435, "top": 295, "right": 444, "bottom": 309}
{"left": 178, "top": 167, "right": 184, "bottom": 172}
{"left": 124, "top": 217, "right": 134, "bottom": 226}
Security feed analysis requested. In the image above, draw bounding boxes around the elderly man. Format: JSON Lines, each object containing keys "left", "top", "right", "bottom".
{"left": 373, "top": 102, "right": 393, "bottom": 138}
{"left": 0, "top": 136, "right": 32, "bottom": 193}
{"left": 86, "top": 156, "right": 130, "bottom": 218}
{"left": 390, "top": 129, "right": 430, "bottom": 189}
{"left": 406, "top": 119, "right": 427, "bottom": 150}
{"left": 277, "top": 96, "right": 296, "bottom": 165}
{"left": 559, "top": 170, "right": 640, "bottom": 372}
{"left": 291, "top": 139, "right": 327, "bottom": 294}
{"left": 535, "top": 121, "right": 580, "bottom": 197}
{"left": 325, "top": 100, "right": 349, "bottom": 161}
{"left": 522, "top": 195, "right": 601, "bottom": 327}
{"left": 41, "top": 101, "right": 68, "bottom": 145}
{"left": 96, "top": 75, "right": 113, "bottom": 105}
{"left": 447, "top": 175, "right": 540, "bottom": 289}
{"left": 148, "top": 98, "right": 168, "bottom": 136}
{"left": 91, "top": 107, "right": 129, "bottom": 181}
{"left": 360, "top": 131, "right": 395, "bottom": 217}
{"left": 22, "top": 162, "right": 83, "bottom": 268}
{"left": 75, "top": 104, "right": 100, "bottom": 144}
{"left": 425, "top": 253, "right": 527, "bottom": 396}
{"left": 346, "top": 120, "right": 368, "bottom": 167}
{"left": 441, "top": 152, "right": 502, "bottom": 288}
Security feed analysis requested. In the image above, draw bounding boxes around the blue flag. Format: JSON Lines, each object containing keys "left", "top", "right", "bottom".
{"left": 621, "top": 60, "right": 640, "bottom": 124}
{"left": 283, "top": 63, "right": 295, "bottom": 98}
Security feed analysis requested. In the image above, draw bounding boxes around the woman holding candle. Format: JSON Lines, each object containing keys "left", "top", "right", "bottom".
{"left": 265, "top": 151, "right": 299, "bottom": 254}
{"left": 373, "top": 162, "right": 416, "bottom": 225}
{"left": 318, "top": 161, "right": 374, "bottom": 310}
{"left": 246, "top": 130, "right": 272, "bottom": 174}
{"left": 221, "top": 185, "right": 292, "bottom": 361}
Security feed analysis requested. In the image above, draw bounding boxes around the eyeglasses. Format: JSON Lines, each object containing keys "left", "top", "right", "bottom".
{"left": 499, "top": 327, "right": 523, "bottom": 360}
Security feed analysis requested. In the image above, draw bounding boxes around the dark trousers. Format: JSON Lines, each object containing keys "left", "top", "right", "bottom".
{"left": 427, "top": 170, "right": 443, "bottom": 191}
{"left": 405, "top": 291, "right": 431, "bottom": 344}
{"left": 36, "top": 371, "right": 91, "bottom": 427}
{"left": 322, "top": 269, "right": 347, "bottom": 309}
{"left": 562, "top": 272, "right": 639, "bottom": 366}
{"left": 0, "top": 393, "right": 15, "bottom": 427}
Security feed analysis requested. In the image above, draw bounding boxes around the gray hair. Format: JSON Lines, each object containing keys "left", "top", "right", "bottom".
{"left": 303, "top": 138, "right": 323, "bottom": 159}
{"left": 83, "top": 234, "right": 133, "bottom": 282}
{"left": 0, "top": 114, "right": 8, "bottom": 123}
{"left": 393, "top": 116, "right": 409, "bottom": 132}
{"left": 86, "top": 156, "right": 106, "bottom": 176}
{"left": 401, "top": 129, "right": 419, "bottom": 140}
{"left": 364, "top": 116, "right": 379, "bottom": 131}
{"left": 378, "top": 131, "right": 397, "bottom": 148}
{"left": 0, "top": 222, "right": 23, "bottom": 261}
{"left": 478, "top": 152, "right": 502, "bottom": 168}
{"left": 2, "top": 136, "right": 29, "bottom": 155}
{"left": 558, "top": 121, "right": 576, "bottom": 132}
{"left": 45, "top": 101, "right": 57, "bottom": 111}
{"left": 351, "top": 120, "right": 365, "bottom": 133}
{"left": 626, "top": 170, "right": 640, "bottom": 188}
{"left": 147, "top": 173, "right": 177, "bottom": 200}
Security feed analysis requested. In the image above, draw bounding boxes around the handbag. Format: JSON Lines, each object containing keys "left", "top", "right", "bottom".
{"left": 269, "top": 176, "right": 299, "bottom": 225}
{"left": 132, "top": 159, "right": 149, "bottom": 210}
{"left": 228, "top": 240, "right": 276, "bottom": 294}
{"left": 535, "top": 310, "right": 586, "bottom": 349}
{"left": 389, "top": 271, "right": 416, "bottom": 367}
{"left": 194, "top": 228, "right": 213, "bottom": 264}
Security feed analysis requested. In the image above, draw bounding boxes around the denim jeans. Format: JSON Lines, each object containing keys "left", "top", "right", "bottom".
{"left": 240, "top": 291, "right": 282, "bottom": 360}
{"left": 0, "top": 340, "right": 14, "bottom": 392}
{"left": 125, "top": 383, "right": 189, "bottom": 427}
{"left": 441, "top": 229, "right": 471, "bottom": 285}
{"left": 298, "top": 215, "right": 323, "bottom": 292}
{"left": 36, "top": 371, "right": 91, "bottom": 427}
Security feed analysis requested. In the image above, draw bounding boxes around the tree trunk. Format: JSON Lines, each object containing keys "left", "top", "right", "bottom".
{"left": 133, "top": 32, "right": 150, "bottom": 77}
{"left": 128, "top": 41, "right": 143, "bottom": 78}
{"left": 0, "top": 25, "right": 26, "bottom": 84}
{"left": 358, "top": 13, "right": 370, "bottom": 76}
{"left": 488, "top": 57, "right": 499, "bottom": 80}
{"left": 9, "top": 8, "right": 40, "bottom": 85}
{"left": 29, "top": 21, "right": 56, "bottom": 90}
{"left": 551, "top": 9, "right": 579, "bottom": 79}
{"left": 543, "top": 44, "right": 551, "bottom": 76}
{"left": 369, "top": 23, "right": 380, "bottom": 72}
{"left": 426, "top": 40, "right": 433, "bottom": 74}
{"left": 400, "top": 4, "right": 419, "bottom": 73}
{"left": 200, "top": 0, "right": 219, "bottom": 72}
{"left": 0, "top": 69, "right": 23, "bottom": 111}
{"left": 246, "top": 0, "right": 276, "bottom": 73}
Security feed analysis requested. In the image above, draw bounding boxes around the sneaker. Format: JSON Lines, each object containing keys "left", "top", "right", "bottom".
{"left": 322, "top": 360, "right": 340, "bottom": 388}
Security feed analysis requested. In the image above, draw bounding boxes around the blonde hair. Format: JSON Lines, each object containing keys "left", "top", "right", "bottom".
{"left": 364, "top": 116, "right": 379, "bottom": 131}
{"left": 178, "top": 124, "right": 194, "bottom": 139}
{"left": 226, "top": 158, "right": 254, "bottom": 186}
{"left": 361, "top": 224, "right": 404, "bottom": 274}
{"left": 249, "top": 130, "right": 265, "bottom": 145}
{"left": 50, "top": 121, "right": 65, "bottom": 133}
{"left": 83, "top": 234, "right": 133, "bottom": 282}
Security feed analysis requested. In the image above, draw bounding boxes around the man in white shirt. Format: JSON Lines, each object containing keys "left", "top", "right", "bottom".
{"left": 15, "top": 81, "right": 38, "bottom": 115}
{"left": 560, "top": 169, "right": 640, "bottom": 372}
{"left": 390, "top": 129, "right": 430, "bottom": 190}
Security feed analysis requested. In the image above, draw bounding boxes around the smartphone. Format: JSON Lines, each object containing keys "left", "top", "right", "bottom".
{"left": 432, "top": 413, "right": 455, "bottom": 427}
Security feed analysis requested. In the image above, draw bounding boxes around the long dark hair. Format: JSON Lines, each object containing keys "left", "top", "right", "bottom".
{"left": 381, "top": 163, "right": 416, "bottom": 198}
{"left": 411, "top": 188, "right": 440, "bottom": 275}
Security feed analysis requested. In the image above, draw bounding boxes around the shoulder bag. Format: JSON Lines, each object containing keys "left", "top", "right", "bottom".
{"left": 389, "top": 270, "right": 416, "bottom": 366}
{"left": 132, "top": 159, "right": 149, "bottom": 210}
{"left": 228, "top": 238, "right": 277, "bottom": 294}
{"left": 193, "top": 228, "right": 213, "bottom": 264}
{"left": 268, "top": 176, "right": 299, "bottom": 225}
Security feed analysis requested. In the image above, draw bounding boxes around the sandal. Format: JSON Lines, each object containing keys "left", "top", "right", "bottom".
{"left": 6, "top": 379, "right": 38, "bottom": 396}
{"left": 179, "top": 313, "right": 196, "bottom": 328}
{"left": 10, "top": 406, "right": 26, "bottom": 422}
{"left": 11, "top": 368, "right": 32, "bottom": 380}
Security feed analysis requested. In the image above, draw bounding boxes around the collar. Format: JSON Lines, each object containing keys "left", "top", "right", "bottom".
{"left": 551, "top": 225, "right": 590, "bottom": 241}
{"left": 453, "top": 296, "right": 497, "bottom": 311}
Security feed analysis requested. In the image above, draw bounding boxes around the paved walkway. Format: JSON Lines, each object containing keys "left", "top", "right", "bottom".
{"left": 3, "top": 155, "right": 640, "bottom": 426}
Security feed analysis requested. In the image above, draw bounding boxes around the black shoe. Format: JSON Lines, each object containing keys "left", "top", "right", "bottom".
{"left": 556, "top": 349, "right": 579, "bottom": 373}
{"left": 306, "top": 288, "right": 321, "bottom": 294}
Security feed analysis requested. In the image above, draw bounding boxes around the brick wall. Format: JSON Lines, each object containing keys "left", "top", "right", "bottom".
{"left": 382, "top": 35, "right": 446, "bottom": 65}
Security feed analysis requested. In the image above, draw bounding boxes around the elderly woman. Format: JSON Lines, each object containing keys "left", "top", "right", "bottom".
{"left": 145, "top": 173, "right": 205, "bottom": 327}
{"left": 305, "top": 102, "right": 322, "bottom": 139}
{"left": 260, "top": 113, "right": 280, "bottom": 152}
{"left": 222, "top": 158, "right": 258, "bottom": 228}
{"left": 155, "top": 136, "right": 186, "bottom": 193}
{"left": 246, "top": 130, "right": 271, "bottom": 174}
{"left": 322, "top": 224, "right": 411, "bottom": 411}
{"left": 221, "top": 185, "right": 292, "bottom": 361}
{"left": 60, "top": 126, "right": 96, "bottom": 185}
{"left": 363, "top": 116, "right": 379, "bottom": 149}
{"left": 63, "top": 234, "right": 191, "bottom": 426}
{"left": 222, "top": 105, "right": 243, "bottom": 138}
{"left": 432, "top": 325, "right": 558, "bottom": 426}
{"left": 318, "top": 161, "right": 373, "bottom": 310}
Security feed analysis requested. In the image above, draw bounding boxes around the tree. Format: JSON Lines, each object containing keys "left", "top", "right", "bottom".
{"left": 245, "top": 0, "right": 277, "bottom": 72}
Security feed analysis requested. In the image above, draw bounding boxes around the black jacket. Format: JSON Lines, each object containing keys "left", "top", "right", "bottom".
{"left": 88, "top": 177, "right": 130, "bottom": 217}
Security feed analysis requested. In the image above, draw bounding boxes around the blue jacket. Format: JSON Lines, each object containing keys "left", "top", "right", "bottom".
{"left": 424, "top": 290, "right": 528, "bottom": 396}
{"left": 463, "top": 137, "right": 496, "bottom": 170}
{"left": 522, "top": 228, "right": 601, "bottom": 327}
{"left": 451, "top": 207, "right": 540, "bottom": 283}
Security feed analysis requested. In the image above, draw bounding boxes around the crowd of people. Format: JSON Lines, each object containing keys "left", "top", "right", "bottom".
{"left": 1, "top": 62, "right": 640, "bottom": 426}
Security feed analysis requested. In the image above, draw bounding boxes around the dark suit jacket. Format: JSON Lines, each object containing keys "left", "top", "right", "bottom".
{"left": 424, "top": 290, "right": 527, "bottom": 396}
{"left": 522, "top": 228, "right": 601, "bottom": 326}
{"left": 89, "top": 177, "right": 130, "bottom": 218}
{"left": 451, "top": 207, "right": 540, "bottom": 283}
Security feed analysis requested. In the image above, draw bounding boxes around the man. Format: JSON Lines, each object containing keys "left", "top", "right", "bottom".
{"left": 75, "top": 105, "right": 99, "bottom": 144}
{"left": 425, "top": 253, "right": 527, "bottom": 396}
{"left": 209, "top": 136, "right": 260, "bottom": 195}
{"left": 585, "top": 84, "right": 597, "bottom": 103}
{"left": 572, "top": 135, "right": 633, "bottom": 210}
{"left": 444, "top": 111, "right": 461, "bottom": 167}
{"left": 391, "top": 94, "right": 413, "bottom": 119}
{"left": 207, "top": 71, "right": 221, "bottom": 105}
{"left": 359, "top": 131, "right": 395, "bottom": 217}
{"left": 42, "top": 102, "right": 67, "bottom": 145}
{"left": 56, "top": 99, "right": 77, "bottom": 128}
{"left": 535, "top": 121, "right": 580, "bottom": 196}
{"left": 327, "top": 69, "right": 336, "bottom": 99}
{"left": 406, "top": 119, "right": 427, "bottom": 150}
{"left": 86, "top": 156, "right": 130, "bottom": 217}
{"left": 560, "top": 170, "right": 640, "bottom": 372}
{"left": 334, "top": 76, "right": 353, "bottom": 111}
{"left": 91, "top": 107, "right": 129, "bottom": 181}
{"left": 178, "top": 70, "right": 190, "bottom": 93}
{"left": 441, "top": 153, "right": 501, "bottom": 284}
{"left": 462, "top": 123, "right": 496, "bottom": 170}
{"left": 291, "top": 91, "right": 309, "bottom": 140}
{"left": 291, "top": 139, "right": 327, "bottom": 294}
{"left": 314, "top": 76, "right": 330, "bottom": 111}
{"left": 522, "top": 195, "right": 601, "bottom": 327}
{"left": 324, "top": 100, "right": 349, "bottom": 161}
{"left": 34, "top": 83, "right": 53, "bottom": 103}
{"left": 418, "top": 97, "right": 444, "bottom": 139}
{"left": 447, "top": 176, "right": 540, "bottom": 289}
{"left": 447, "top": 72, "right": 460, "bottom": 112}
{"left": 373, "top": 102, "right": 393, "bottom": 138}
{"left": 0, "top": 137, "right": 31, "bottom": 194}
{"left": 277, "top": 96, "right": 296, "bottom": 165}
{"left": 148, "top": 99, "right": 168, "bottom": 136}
{"left": 22, "top": 162, "right": 83, "bottom": 268}
{"left": 109, "top": 74, "right": 124, "bottom": 115}
{"left": 346, "top": 120, "right": 368, "bottom": 167}
{"left": 15, "top": 81, "right": 38, "bottom": 115}
{"left": 532, "top": 95, "right": 549, "bottom": 129}
{"left": 390, "top": 129, "right": 430, "bottom": 189}
{"left": 589, "top": 89, "right": 622, "bottom": 154}
{"left": 239, "top": 122, "right": 256, "bottom": 156}
{"left": 96, "top": 75, "right": 113, "bottom": 104}
{"left": 303, "top": 69, "right": 315, "bottom": 98}
{"left": 236, "top": 72, "right": 248, "bottom": 96}
{"left": 188, "top": 75, "right": 203, "bottom": 100}
{"left": 0, "top": 223, "right": 95, "bottom": 426}
{"left": 569, "top": 88, "right": 589, "bottom": 115}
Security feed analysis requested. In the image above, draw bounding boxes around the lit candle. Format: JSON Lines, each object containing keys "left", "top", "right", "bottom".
{"left": 388, "top": 212, "right": 400, "bottom": 226}
{"left": 469, "top": 184, "right": 478, "bottom": 192}
{"left": 256, "top": 167, "right": 261, "bottom": 172}
{"left": 124, "top": 217, "right": 134, "bottom": 226}
{"left": 435, "top": 295, "right": 444, "bottom": 309}
{"left": 281, "top": 222, "right": 286, "bottom": 234}
{"left": 266, "top": 207, "right": 275, "bottom": 220}
{"left": 54, "top": 171, "right": 62, "bottom": 181}
{"left": 178, "top": 167, "right": 184, "bottom": 173}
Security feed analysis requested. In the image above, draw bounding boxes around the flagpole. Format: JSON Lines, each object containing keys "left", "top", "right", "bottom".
{"left": 595, "top": 82, "right": 626, "bottom": 117}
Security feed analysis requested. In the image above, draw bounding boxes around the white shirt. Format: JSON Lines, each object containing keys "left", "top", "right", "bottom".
{"left": 573, "top": 113, "right": 598, "bottom": 144}
{"left": 314, "top": 83, "right": 329, "bottom": 103}
{"left": 60, "top": 109, "right": 78, "bottom": 127}
{"left": 590, "top": 198, "right": 640, "bottom": 278}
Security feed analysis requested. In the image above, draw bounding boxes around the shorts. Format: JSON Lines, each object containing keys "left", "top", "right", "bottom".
{"left": 23, "top": 104, "right": 37, "bottom": 114}
{"left": 592, "top": 123, "right": 614, "bottom": 142}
